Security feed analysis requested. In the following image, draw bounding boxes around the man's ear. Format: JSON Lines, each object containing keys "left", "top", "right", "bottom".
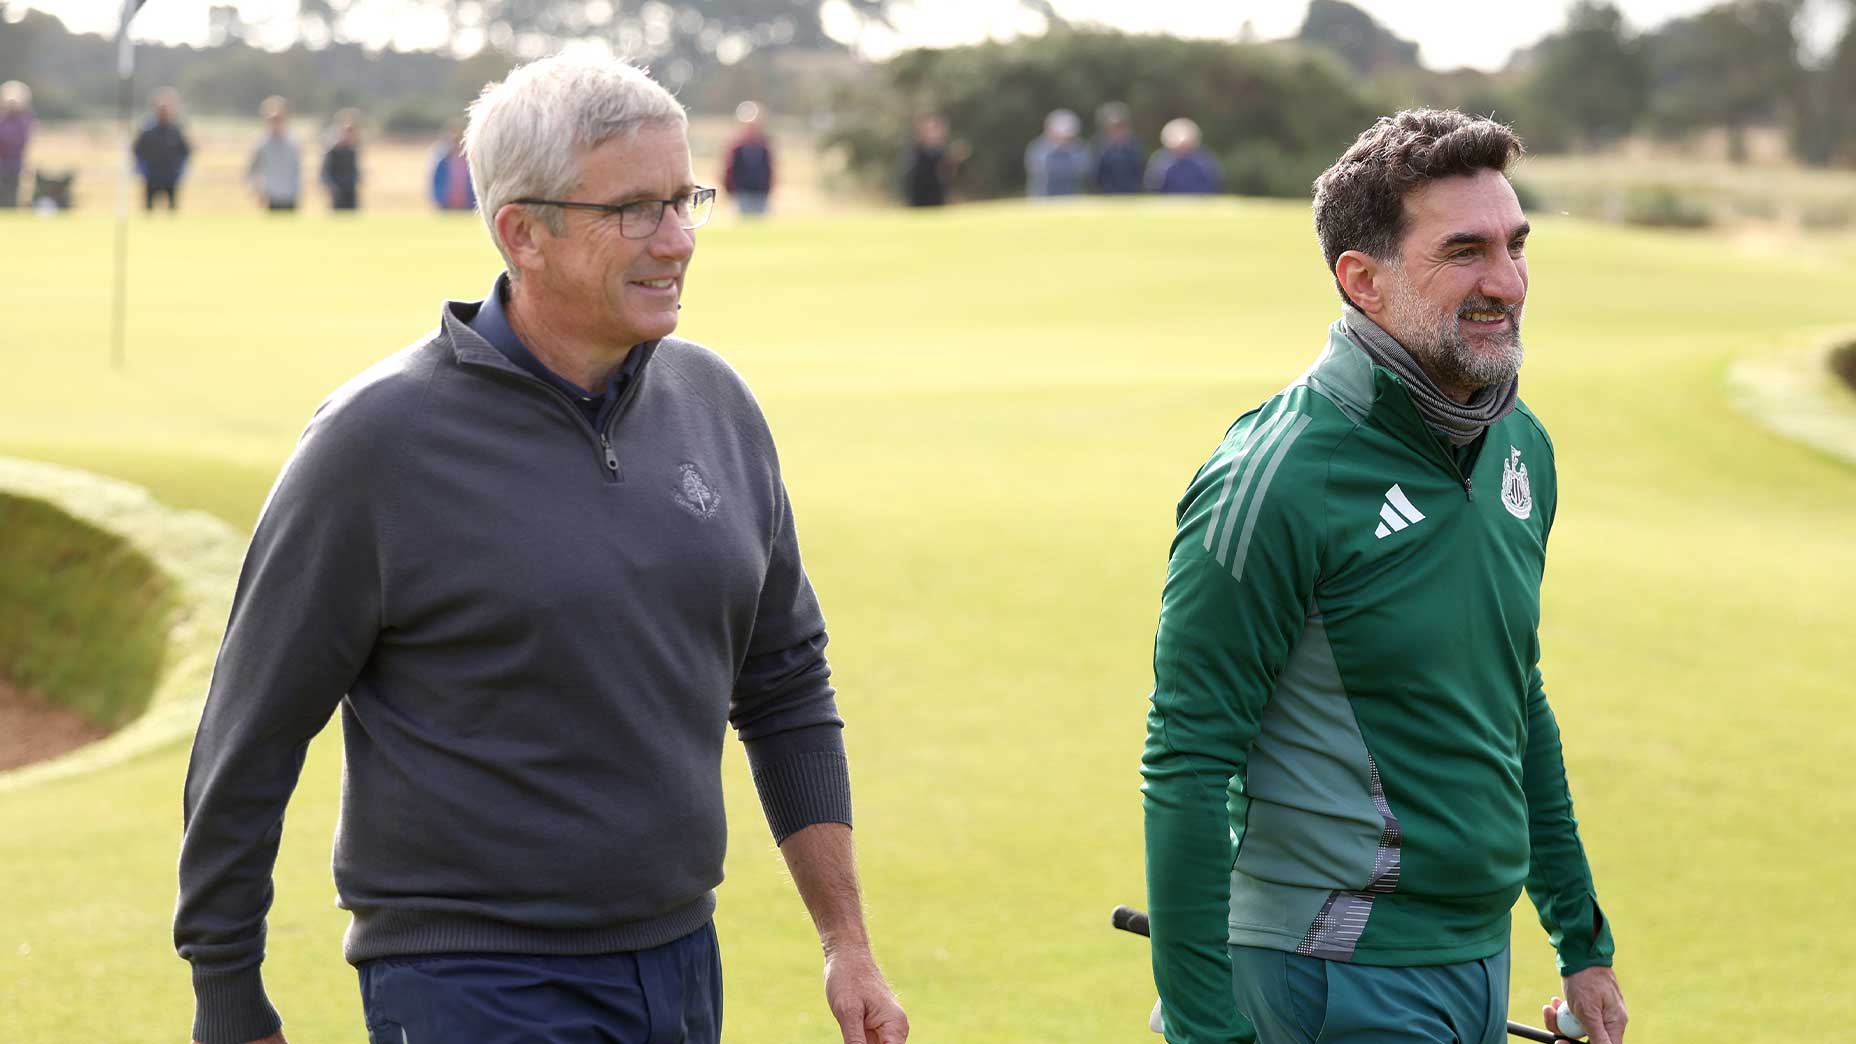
{"left": 494, "top": 203, "right": 548, "bottom": 275}
{"left": 1335, "top": 249, "right": 1387, "bottom": 316}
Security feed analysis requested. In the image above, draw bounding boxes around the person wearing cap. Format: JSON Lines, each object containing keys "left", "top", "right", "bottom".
{"left": 0, "top": 81, "right": 33, "bottom": 208}
{"left": 1145, "top": 117, "right": 1223, "bottom": 195}
{"left": 1025, "top": 107, "right": 1091, "bottom": 198}
{"left": 174, "top": 53, "right": 909, "bottom": 1044}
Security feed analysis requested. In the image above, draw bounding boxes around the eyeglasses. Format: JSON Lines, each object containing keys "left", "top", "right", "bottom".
{"left": 512, "top": 187, "right": 717, "bottom": 240}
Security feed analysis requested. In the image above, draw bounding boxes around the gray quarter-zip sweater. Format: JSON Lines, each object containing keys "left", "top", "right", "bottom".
{"left": 175, "top": 301, "right": 852, "bottom": 1044}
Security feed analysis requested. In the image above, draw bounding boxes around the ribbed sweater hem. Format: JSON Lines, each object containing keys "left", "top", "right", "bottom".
{"left": 342, "top": 891, "right": 718, "bottom": 964}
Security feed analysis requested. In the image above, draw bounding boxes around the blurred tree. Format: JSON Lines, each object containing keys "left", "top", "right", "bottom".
{"left": 1525, "top": 1, "right": 1650, "bottom": 148}
{"left": 1792, "top": 0, "right": 1856, "bottom": 165}
{"left": 1296, "top": 0, "right": 1421, "bottom": 76}
{"left": 1645, "top": 0, "right": 1807, "bottom": 161}
{"left": 825, "top": 30, "right": 1377, "bottom": 201}
{"left": 425, "top": 0, "right": 1054, "bottom": 88}
{"left": 208, "top": 5, "right": 248, "bottom": 47}
{"left": 0, "top": 3, "right": 52, "bottom": 85}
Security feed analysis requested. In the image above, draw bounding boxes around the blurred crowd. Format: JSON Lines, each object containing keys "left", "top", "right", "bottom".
{"left": 0, "top": 80, "right": 1227, "bottom": 217}
{"left": 903, "top": 101, "right": 1224, "bottom": 207}
{"left": 0, "top": 82, "right": 485, "bottom": 216}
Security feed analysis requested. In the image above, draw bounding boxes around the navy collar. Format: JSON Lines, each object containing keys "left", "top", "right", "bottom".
{"left": 470, "top": 273, "right": 645, "bottom": 407}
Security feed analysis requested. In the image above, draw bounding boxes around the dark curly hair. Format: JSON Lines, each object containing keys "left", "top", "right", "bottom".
{"left": 1312, "top": 109, "right": 1524, "bottom": 299}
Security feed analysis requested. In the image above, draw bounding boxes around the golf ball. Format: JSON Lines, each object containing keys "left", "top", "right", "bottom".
{"left": 1554, "top": 1001, "right": 1586, "bottom": 1039}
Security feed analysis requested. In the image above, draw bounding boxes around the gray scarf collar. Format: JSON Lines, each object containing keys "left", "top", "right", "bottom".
{"left": 1340, "top": 304, "right": 1517, "bottom": 447}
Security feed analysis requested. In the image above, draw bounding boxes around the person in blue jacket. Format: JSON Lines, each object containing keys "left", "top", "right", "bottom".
{"left": 431, "top": 120, "right": 476, "bottom": 211}
{"left": 1145, "top": 117, "right": 1223, "bottom": 195}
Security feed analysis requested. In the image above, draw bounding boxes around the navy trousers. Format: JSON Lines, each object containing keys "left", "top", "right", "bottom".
{"left": 358, "top": 922, "right": 722, "bottom": 1044}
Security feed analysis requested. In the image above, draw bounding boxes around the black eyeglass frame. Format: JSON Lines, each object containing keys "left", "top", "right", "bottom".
{"left": 511, "top": 187, "right": 718, "bottom": 239}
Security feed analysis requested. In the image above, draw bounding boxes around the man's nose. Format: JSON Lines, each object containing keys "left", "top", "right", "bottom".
{"left": 650, "top": 215, "right": 695, "bottom": 260}
{"left": 1483, "top": 251, "right": 1526, "bottom": 304}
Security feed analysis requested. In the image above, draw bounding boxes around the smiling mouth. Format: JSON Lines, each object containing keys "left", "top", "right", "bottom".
{"left": 633, "top": 278, "right": 676, "bottom": 290}
{"left": 1460, "top": 309, "right": 1509, "bottom": 323}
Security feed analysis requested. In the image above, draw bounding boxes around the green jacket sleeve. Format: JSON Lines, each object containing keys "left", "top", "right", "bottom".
{"left": 1521, "top": 665, "right": 1616, "bottom": 974}
{"left": 1143, "top": 408, "right": 1323, "bottom": 1043}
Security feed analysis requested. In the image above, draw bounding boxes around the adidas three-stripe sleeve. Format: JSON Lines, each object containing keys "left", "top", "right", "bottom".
{"left": 1143, "top": 395, "right": 1326, "bottom": 1044}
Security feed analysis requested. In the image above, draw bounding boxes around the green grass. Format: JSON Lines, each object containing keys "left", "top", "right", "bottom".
{"left": 1, "top": 201, "right": 1853, "bottom": 1041}
{"left": 0, "top": 494, "right": 173, "bottom": 728}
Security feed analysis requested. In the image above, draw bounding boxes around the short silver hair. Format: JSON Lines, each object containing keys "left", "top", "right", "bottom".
{"left": 465, "top": 53, "right": 688, "bottom": 266}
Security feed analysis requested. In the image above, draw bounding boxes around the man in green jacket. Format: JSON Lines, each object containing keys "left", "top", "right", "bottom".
{"left": 1142, "top": 109, "right": 1628, "bottom": 1044}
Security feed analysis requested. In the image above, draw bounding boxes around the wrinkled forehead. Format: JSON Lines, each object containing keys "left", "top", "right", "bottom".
{"left": 575, "top": 121, "right": 693, "bottom": 196}
{"left": 1400, "top": 170, "right": 1526, "bottom": 249}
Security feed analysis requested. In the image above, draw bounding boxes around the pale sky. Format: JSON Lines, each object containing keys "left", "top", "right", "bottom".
{"left": 18, "top": 0, "right": 1853, "bottom": 70}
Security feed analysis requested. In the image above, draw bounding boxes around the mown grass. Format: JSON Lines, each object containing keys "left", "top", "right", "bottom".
{"left": 0, "top": 494, "right": 173, "bottom": 727}
{"left": 0, "top": 201, "right": 1852, "bottom": 1042}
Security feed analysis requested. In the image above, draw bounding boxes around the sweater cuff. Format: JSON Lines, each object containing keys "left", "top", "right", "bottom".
{"left": 191, "top": 963, "right": 281, "bottom": 1044}
{"left": 1553, "top": 898, "right": 1616, "bottom": 976}
{"left": 746, "top": 727, "right": 852, "bottom": 843}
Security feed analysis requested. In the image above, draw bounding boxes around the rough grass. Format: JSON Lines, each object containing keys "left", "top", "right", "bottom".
{"left": 0, "top": 202, "right": 1853, "bottom": 1042}
{"left": 0, "top": 493, "right": 172, "bottom": 729}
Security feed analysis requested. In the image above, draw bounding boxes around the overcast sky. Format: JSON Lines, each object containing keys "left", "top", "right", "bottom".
{"left": 20, "top": 0, "right": 1853, "bottom": 70}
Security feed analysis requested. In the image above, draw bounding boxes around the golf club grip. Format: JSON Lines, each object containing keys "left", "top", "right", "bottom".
{"left": 1506, "top": 1020, "right": 1570, "bottom": 1043}
{"left": 1111, "top": 905, "right": 1150, "bottom": 937}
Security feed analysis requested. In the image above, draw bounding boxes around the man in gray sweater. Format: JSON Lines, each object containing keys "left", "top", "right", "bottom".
{"left": 176, "top": 54, "right": 909, "bottom": 1044}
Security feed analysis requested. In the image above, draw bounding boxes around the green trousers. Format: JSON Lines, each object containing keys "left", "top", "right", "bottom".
{"left": 1228, "top": 942, "right": 1511, "bottom": 1043}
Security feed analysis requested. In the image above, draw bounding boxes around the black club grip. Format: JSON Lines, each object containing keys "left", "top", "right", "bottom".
{"left": 1111, "top": 905, "right": 1150, "bottom": 937}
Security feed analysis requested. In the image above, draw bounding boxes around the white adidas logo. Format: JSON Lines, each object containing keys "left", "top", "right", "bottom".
{"left": 1373, "top": 484, "right": 1426, "bottom": 539}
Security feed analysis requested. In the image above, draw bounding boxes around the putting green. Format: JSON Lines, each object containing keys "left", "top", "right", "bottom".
{"left": 0, "top": 203, "right": 1851, "bottom": 1041}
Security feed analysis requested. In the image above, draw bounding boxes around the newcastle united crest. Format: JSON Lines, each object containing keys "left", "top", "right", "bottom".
{"left": 1500, "top": 446, "right": 1532, "bottom": 520}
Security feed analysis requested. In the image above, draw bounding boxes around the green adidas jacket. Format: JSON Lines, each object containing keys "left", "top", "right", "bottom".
{"left": 1142, "top": 323, "right": 1614, "bottom": 1043}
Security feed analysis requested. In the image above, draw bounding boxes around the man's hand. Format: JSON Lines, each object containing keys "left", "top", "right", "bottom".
{"left": 1544, "top": 965, "right": 1627, "bottom": 1044}
{"left": 777, "top": 823, "right": 909, "bottom": 1044}
{"left": 192, "top": 1035, "right": 285, "bottom": 1044}
{"left": 823, "top": 944, "right": 909, "bottom": 1044}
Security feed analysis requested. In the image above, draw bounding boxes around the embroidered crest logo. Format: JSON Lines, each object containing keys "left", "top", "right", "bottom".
{"left": 673, "top": 462, "right": 720, "bottom": 518}
{"left": 1500, "top": 447, "right": 1532, "bottom": 520}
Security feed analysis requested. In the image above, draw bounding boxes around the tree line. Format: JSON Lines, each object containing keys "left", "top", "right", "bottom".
{"left": 824, "top": 0, "right": 1856, "bottom": 201}
{"left": 0, "top": 0, "right": 1849, "bottom": 174}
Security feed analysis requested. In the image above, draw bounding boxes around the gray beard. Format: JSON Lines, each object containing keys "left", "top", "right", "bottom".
{"left": 1384, "top": 271, "right": 1525, "bottom": 393}
{"left": 1341, "top": 304, "right": 1520, "bottom": 447}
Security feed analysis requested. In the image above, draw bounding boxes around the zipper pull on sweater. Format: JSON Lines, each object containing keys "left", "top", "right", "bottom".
{"left": 601, "top": 434, "right": 619, "bottom": 474}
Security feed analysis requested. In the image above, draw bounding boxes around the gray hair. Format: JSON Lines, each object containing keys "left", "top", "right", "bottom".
{"left": 465, "top": 53, "right": 687, "bottom": 266}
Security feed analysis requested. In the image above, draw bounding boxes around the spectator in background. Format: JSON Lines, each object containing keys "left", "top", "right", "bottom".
{"left": 322, "top": 110, "right": 362, "bottom": 212}
{"left": 901, "top": 114, "right": 962, "bottom": 208}
{"left": 132, "top": 87, "right": 191, "bottom": 212}
{"left": 1024, "top": 108, "right": 1089, "bottom": 198}
{"left": 0, "top": 81, "right": 32, "bottom": 209}
{"left": 722, "top": 100, "right": 774, "bottom": 217}
{"left": 1145, "top": 117, "right": 1223, "bottom": 195}
{"left": 247, "top": 95, "right": 302, "bottom": 212}
{"left": 431, "top": 119, "right": 475, "bottom": 211}
{"left": 1093, "top": 101, "right": 1144, "bottom": 195}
